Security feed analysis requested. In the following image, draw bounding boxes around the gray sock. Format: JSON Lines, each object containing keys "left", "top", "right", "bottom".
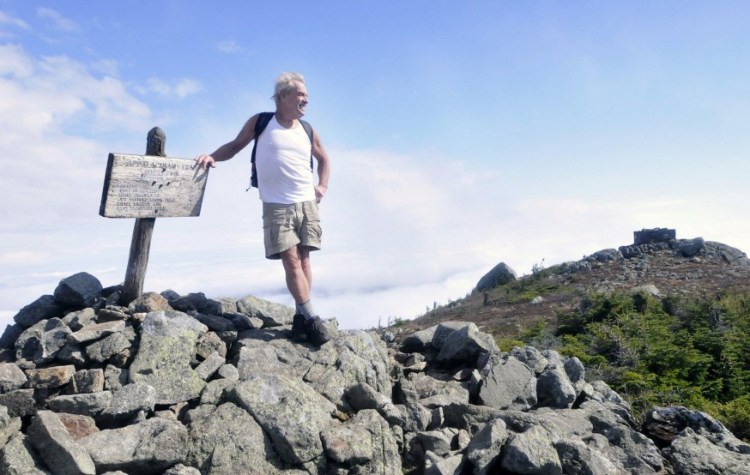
{"left": 297, "top": 300, "right": 316, "bottom": 320}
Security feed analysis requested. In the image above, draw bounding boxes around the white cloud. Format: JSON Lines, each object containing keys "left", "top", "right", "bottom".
{"left": 0, "top": 11, "right": 30, "bottom": 32}
{"left": 0, "top": 43, "right": 33, "bottom": 76}
{"left": 145, "top": 77, "right": 201, "bottom": 99}
{"left": 217, "top": 40, "right": 242, "bottom": 53}
{"left": 36, "top": 7, "right": 78, "bottom": 32}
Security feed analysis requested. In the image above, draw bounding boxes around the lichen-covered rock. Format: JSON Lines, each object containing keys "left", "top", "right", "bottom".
{"left": 226, "top": 372, "right": 335, "bottom": 465}
{"left": 0, "top": 433, "right": 49, "bottom": 474}
{"left": 227, "top": 374, "right": 335, "bottom": 464}
{"left": 322, "top": 409, "right": 401, "bottom": 474}
{"left": 186, "top": 402, "right": 282, "bottom": 474}
{"left": 128, "top": 311, "right": 206, "bottom": 404}
{"left": 236, "top": 295, "right": 294, "bottom": 327}
{"left": 98, "top": 383, "right": 156, "bottom": 422}
{"left": 27, "top": 411, "right": 96, "bottom": 475}
{"left": 15, "top": 318, "right": 72, "bottom": 366}
{"left": 478, "top": 355, "right": 537, "bottom": 410}
{"left": 79, "top": 418, "right": 188, "bottom": 474}
{"left": 0, "top": 363, "right": 27, "bottom": 393}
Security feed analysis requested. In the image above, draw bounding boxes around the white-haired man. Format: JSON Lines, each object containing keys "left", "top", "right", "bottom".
{"left": 195, "top": 72, "right": 335, "bottom": 345}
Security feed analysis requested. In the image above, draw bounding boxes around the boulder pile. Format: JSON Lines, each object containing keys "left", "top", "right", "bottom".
{"left": 1, "top": 272, "right": 749, "bottom": 474}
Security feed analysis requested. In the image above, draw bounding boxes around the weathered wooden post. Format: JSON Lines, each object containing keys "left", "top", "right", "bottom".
{"left": 99, "top": 127, "right": 209, "bottom": 304}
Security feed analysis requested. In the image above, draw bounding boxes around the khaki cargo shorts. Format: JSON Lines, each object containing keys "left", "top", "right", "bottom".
{"left": 262, "top": 200, "right": 322, "bottom": 260}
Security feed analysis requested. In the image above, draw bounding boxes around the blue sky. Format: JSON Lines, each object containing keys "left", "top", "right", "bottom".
{"left": 1, "top": 1, "right": 749, "bottom": 330}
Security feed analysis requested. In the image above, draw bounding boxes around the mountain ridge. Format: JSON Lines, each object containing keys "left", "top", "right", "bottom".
{"left": 403, "top": 230, "right": 750, "bottom": 340}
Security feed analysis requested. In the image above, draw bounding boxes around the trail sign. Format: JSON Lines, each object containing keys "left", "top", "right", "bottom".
{"left": 99, "top": 127, "right": 208, "bottom": 304}
{"left": 99, "top": 153, "right": 208, "bottom": 218}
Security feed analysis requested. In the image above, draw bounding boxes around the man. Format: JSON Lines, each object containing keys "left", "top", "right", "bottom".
{"left": 195, "top": 72, "right": 335, "bottom": 345}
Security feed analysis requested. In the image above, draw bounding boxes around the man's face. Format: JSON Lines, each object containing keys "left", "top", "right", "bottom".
{"left": 280, "top": 80, "right": 308, "bottom": 118}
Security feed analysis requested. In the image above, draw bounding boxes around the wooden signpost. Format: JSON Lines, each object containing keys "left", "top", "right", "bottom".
{"left": 99, "top": 127, "right": 209, "bottom": 304}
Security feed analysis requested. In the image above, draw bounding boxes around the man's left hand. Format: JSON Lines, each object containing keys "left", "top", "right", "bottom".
{"left": 314, "top": 185, "right": 327, "bottom": 203}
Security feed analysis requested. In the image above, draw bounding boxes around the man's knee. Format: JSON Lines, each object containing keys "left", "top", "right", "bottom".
{"left": 281, "top": 247, "right": 303, "bottom": 272}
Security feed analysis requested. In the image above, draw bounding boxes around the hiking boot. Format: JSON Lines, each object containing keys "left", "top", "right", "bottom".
{"left": 291, "top": 314, "right": 308, "bottom": 342}
{"left": 306, "top": 316, "right": 339, "bottom": 346}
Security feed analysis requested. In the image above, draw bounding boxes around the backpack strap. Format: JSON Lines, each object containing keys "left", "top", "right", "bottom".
{"left": 299, "top": 119, "right": 314, "bottom": 172}
{"left": 249, "top": 113, "right": 315, "bottom": 189}
{"left": 250, "top": 112, "right": 275, "bottom": 188}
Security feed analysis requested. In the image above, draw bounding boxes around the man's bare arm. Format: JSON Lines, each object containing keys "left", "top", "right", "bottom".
{"left": 195, "top": 114, "right": 260, "bottom": 169}
{"left": 311, "top": 129, "right": 330, "bottom": 202}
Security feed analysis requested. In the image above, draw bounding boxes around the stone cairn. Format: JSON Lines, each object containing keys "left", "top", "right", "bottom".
{"left": 1, "top": 272, "right": 749, "bottom": 474}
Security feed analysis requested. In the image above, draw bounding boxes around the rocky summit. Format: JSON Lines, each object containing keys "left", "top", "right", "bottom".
{"left": 1, "top": 247, "right": 750, "bottom": 473}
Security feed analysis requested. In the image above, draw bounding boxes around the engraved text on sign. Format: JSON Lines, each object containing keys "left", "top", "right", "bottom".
{"left": 99, "top": 153, "right": 208, "bottom": 218}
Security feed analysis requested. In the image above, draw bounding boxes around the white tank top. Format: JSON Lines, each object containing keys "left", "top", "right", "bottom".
{"left": 255, "top": 116, "right": 315, "bottom": 204}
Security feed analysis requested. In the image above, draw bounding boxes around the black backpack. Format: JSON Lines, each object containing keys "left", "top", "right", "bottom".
{"left": 250, "top": 112, "right": 314, "bottom": 188}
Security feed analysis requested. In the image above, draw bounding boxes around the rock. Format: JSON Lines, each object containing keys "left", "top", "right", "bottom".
{"left": 188, "top": 311, "right": 236, "bottom": 333}
{"left": 236, "top": 295, "right": 294, "bottom": 327}
{"left": 55, "top": 413, "right": 98, "bottom": 440}
{"left": 27, "top": 411, "right": 96, "bottom": 475}
{"left": 475, "top": 262, "right": 516, "bottom": 292}
{"left": 0, "top": 433, "right": 49, "bottom": 474}
{"left": 47, "top": 392, "right": 113, "bottom": 417}
{"left": 171, "top": 294, "right": 236, "bottom": 317}
{"left": 194, "top": 351, "right": 225, "bottom": 380}
{"left": 478, "top": 355, "right": 537, "bottom": 410}
{"left": 104, "top": 365, "right": 128, "bottom": 391}
{"left": 68, "top": 321, "right": 125, "bottom": 344}
{"left": 0, "top": 363, "right": 27, "bottom": 393}
{"left": 0, "top": 405, "right": 22, "bottom": 449}
{"left": 536, "top": 367, "right": 577, "bottom": 408}
{"left": 643, "top": 405, "right": 750, "bottom": 473}
{"left": 185, "top": 402, "right": 281, "bottom": 474}
{"left": 679, "top": 237, "right": 706, "bottom": 257}
{"left": 510, "top": 346, "right": 548, "bottom": 375}
{"left": 13, "top": 295, "right": 64, "bottom": 328}
{"left": 465, "top": 418, "right": 508, "bottom": 474}
{"left": 71, "top": 369, "right": 104, "bottom": 393}
{"left": 127, "top": 292, "right": 171, "bottom": 313}
{"left": 96, "top": 306, "right": 129, "bottom": 323}
{"left": 163, "top": 464, "right": 201, "bottom": 475}
{"left": 79, "top": 418, "right": 188, "bottom": 474}
{"left": 322, "top": 409, "right": 401, "bottom": 473}
{"left": 61, "top": 308, "right": 97, "bottom": 332}
{"left": 589, "top": 249, "right": 623, "bottom": 262}
{"left": 15, "top": 318, "right": 72, "bottom": 366}
{"left": 226, "top": 372, "right": 336, "bottom": 465}
{"left": 98, "top": 383, "right": 156, "bottom": 422}
{"left": 128, "top": 311, "right": 206, "bottom": 405}
{"left": 401, "top": 327, "right": 437, "bottom": 352}
{"left": 0, "top": 389, "right": 36, "bottom": 417}
{"left": 667, "top": 427, "right": 750, "bottom": 475}
{"left": 500, "top": 425, "right": 562, "bottom": 474}
{"left": 25, "top": 365, "right": 76, "bottom": 389}
{"left": 53, "top": 272, "right": 103, "bottom": 308}
{"left": 0, "top": 324, "right": 24, "bottom": 351}
{"left": 84, "top": 326, "right": 135, "bottom": 365}
{"left": 432, "top": 322, "right": 473, "bottom": 350}
{"left": 424, "top": 450, "right": 464, "bottom": 475}
{"left": 436, "top": 323, "right": 498, "bottom": 366}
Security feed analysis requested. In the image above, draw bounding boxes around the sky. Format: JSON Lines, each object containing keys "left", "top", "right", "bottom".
{"left": 1, "top": 1, "right": 749, "bottom": 331}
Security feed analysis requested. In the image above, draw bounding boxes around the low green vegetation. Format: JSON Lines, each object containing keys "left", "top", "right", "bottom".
{"left": 498, "top": 264, "right": 574, "bottom": 304}
{"left": 551, "top": 290, "right": 750, "bottom": 440}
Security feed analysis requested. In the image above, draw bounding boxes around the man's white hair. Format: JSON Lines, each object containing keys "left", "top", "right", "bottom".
{"left": 273, "top": 72, "right": 305, "bottom": 102}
